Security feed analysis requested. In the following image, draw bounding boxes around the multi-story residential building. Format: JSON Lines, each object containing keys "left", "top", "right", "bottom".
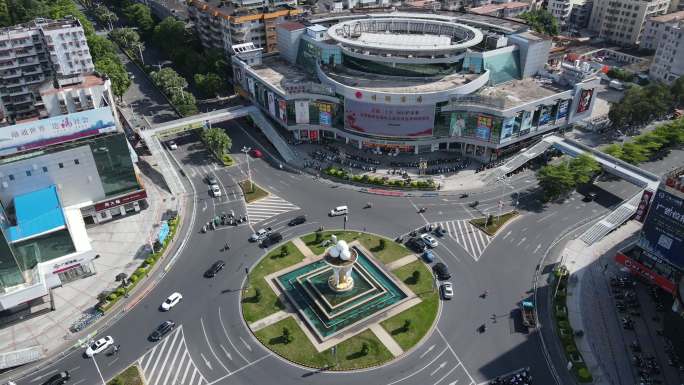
{"left": 187, "top": 0, "right": 301, "bottom": 55}
{"left": 588, "top": 0, "right": 671, "bottom": 46}
{"left": 646, "top": 18, "right": 684, "bottom": 83}
{"left": 547, "top": 0, "right": 593, "bottom": 29}
{"left": 640, "top": 10, "right": 684, "bottom": 49}
{"left": 0, "top": 17, "right": 95, "bottom": 125}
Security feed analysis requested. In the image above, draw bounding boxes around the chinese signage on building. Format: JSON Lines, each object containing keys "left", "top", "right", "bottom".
{"left": 0, "top": 107, "right": 117, "bottom": 156}
{"left": 638, "top": 188, "right": 684, "bottom": 269}
{"left": 344, "top": 100, "right": 435, "bottom": 137}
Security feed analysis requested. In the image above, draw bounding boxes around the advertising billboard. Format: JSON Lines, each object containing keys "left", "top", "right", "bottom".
{"left": 634, "top": 190, "right": 654, "bottom": 223}
{"left": 449, "top": 112, "right": 467, "bottom": 137}
{"left": 615, "top": 252, "right": 676, "bottom": 294}
{"left": 247, "top": 77, "right": 255, "bottom": 96}
{"left": 557, "top": 100, "right": 569, "bottom": 120}
{"left": 295, "top": 100, "right": 310, "bottom": 124}
{"left": 278, "top": 99, "right": 287, "bottom": 123}
{"left": 638, "top": 188, "right": 684, "bottom": 269}
{"left": 0, "top": 107, "right": 117, "bottom": 156}
{"left": 475, "top": 115, "right": 492, "bottom": 141}
{"left": 538, "top": 105, "right": 553, "bottom": 126}
{"left": 576, "top": 89, "right": 594, "bottom": 114}
{"left": 500, "top": 117, "right": 515, "bottom": 143}
{"left": 344, "top": 100, "right": 434, "bottom": 137}
{"left": 520, "top": 110, "right": 532, "bottom": 134}
{"left": 267, "top": 92, "right": 276, "bottom": 117}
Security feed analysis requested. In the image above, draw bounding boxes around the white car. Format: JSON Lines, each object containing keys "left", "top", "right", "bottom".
{"left": 250, "top": 227, "right": 272, "bottom": 242}
{"left": 421, "top": 233, "right": 439, "bottom": 248}
{"left": 440, "top": 282, "right": 454, "bottom": 300}
{"left": 85, "top": 336, "right": 114, "bottom": 357}
{"left": 160, "top": 292, "right": 183, "bottom": 311}
{"left": 168, "top": 141, "right": 178, "bottom": 150}
{"left": 210, "top": 184, "right": 221, "bottom": 197}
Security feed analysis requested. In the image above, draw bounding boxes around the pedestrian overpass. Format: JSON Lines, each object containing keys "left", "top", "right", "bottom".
{"left": 139, "top": 105, "right": 298, "bottom": 196}
{"left": 496, "top": 135, "right": 661, "bottom": 245}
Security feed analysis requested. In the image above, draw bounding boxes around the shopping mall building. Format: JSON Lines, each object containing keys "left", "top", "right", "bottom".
{"left": 231, "top": 11, "right": 600, "bottom": 161}
{"left": 0, "top": 91, "right": 147, "bottom": 314}
{"left": 614, "top": 167, "right": 684, "bottom": 359}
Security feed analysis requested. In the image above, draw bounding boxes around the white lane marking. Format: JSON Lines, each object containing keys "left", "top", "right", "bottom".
{"left": 141, "top": 344, "right": 157, "bottom": 372}
{"left": 181, "top": 355, "right": 193, "bottom": 383}
{"left": 436, "top": 328, "right": 476, "bottom": 385}
{"left": 502, "top": 230, "right": 512, "bottom": 240}
{"left": 73, "top": 380, "right": 85, "bottom": 385}
{"left": 205, "top": 354, "right": 272, "bottom": 385}
{"left": 149, "top": 325, "right": 183, "bottom": 385}
{"left": 239, "top": 337, "right": 252, "bottom": 352}
{"left": 385, "top": 348, "right": 448, "bottom": 385}
{"left": 533, "top": 243, "right": 542, "bottom": 254}
{"left": 160, "top": 332, "right": 185, "bottom": 385}
{"left": 146, "top": 328, "right": 174, "bottom": 379}
{"left": 218, "top": 306, "right": 250, "bottom": 363}
{"left": 220, "top": 344, "right": 233, "bottom": 361}
{"left": 200, "top": 317, "right": 230, "bottom": 373}
{"left": 200, "top": 353, "right": 213, "bottom": 371}
{"left": 434, "top": 367, "right": 458, "bottom": 385}
{"left": 420, "top": 344, "right": 436, "bottom": 359}
{"left": 170, "top": 350, "right": 189, "bottom": 385}
{"left": 537, "top": 212, "right": 557, "bottom": 222}
{"left": 431, "top": 362, "right": 447, "bottom": 376}
{"left": 107, "top": 357, "right": 119, "bottom": 367}
{"left": 189, "top": 368, "right": 198, "bottom": 385}
{"left": 516, "top": 237, "right": 527, "bottom": 247}
{"left": 92, "top": 358, "right": 106, "bottom": 385}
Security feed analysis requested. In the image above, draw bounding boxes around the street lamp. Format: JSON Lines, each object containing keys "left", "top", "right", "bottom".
{"left": 171, "top": 87, "right": 186, "bottom": 102}
{"left": 242, "top": 146, "right": 252, "bottom": 189}
{"left": 132, "top": 42, "right": 144, "bottom": 65}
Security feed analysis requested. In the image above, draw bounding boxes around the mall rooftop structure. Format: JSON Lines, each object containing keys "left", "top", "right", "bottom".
{"left": 232, "top": 11, "right": 600, "bottom": 161}
{"left": 0, "top": 91, "right": 146, "bottom": 315}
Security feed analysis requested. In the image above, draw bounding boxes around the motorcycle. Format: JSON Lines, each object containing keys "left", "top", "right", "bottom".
{"left": 364, "top": 202, "right": 372, "bottom": 209}
{"left": 469, "top": 201, "right": 479, "bottom": 208}
{"left": 460, "top": 193, "right": 469, "bottom": 198}
{"left": 418, "top": 207, "right": 427, "bottom": 213}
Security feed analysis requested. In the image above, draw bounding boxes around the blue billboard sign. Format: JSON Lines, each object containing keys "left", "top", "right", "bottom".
{"left": 638, "top": 188, "right": 684, "bottom": 269}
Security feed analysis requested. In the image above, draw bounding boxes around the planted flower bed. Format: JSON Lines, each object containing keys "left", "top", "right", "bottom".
{"left": 324, "top": 167, "right": 436, "bottom": 190}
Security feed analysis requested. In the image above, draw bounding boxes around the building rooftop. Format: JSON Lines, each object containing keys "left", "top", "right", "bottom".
{"left": 7, "top": 185, "right": 66, "bottom": 242}
{"left": 648, "top": 10, "right": 684, "bottom": 23}
{"left": 469, "top": 2, "right": 529, "bottom": 15}
{"left": 39, "top": 73, "right": 106, "bottom": 96}
{"left": 478, "top": 78, "right": 570, "bottom": 108}
{"left": 278, "top": 21, "right": 306, "bottom": 31}
{"left": 323, "top": 65, "right": 479, "bottom": 93}
{"left": 250, "top": 56, "right": 315, "bottom": 94}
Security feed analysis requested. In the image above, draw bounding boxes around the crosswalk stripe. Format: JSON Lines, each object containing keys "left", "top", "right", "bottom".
{"left": 246, "top": 193, "right": 299, "bottom": 224}
{"left": 146, "top": 329, "right": 173, "bottom": 380}
{"left": 160, "top": 332, "right": 185, "bottom": 385}
{"left": 170, "top": 351, "right": 188, "bottom": 385}
{"left": 189, "top": 369, "right": 197, "bottom": 385}
{"left": 138, "top": 326, "right": 208, "bottom": 385}
{"left": 434, "top": 220, "right": 494, "bottom": 261}
{"left": 181, "top": 355, "right": 192, "bottom": 384}
{"left": 141, "top": 344, "right": 158, "bottom": 372}
{"left": 149, "top": 326, "right": 182, "bottom": 385}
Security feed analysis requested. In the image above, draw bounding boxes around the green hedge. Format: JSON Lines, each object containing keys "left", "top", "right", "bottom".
{"left": 324, "top": 167, "right": 436, "bottom": 190}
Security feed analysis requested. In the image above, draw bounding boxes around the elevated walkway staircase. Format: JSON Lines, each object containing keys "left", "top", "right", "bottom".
{"left": 579, "top": 191, "right": 643, "bottom": 245}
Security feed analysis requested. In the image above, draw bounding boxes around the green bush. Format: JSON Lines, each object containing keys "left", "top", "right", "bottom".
{"left": 565, "top": 344, "right": 577, "bottom": 353}
{"left": 558, "top": 320, "right": 570, "bottom": 329}
{"left": 135, "top": 267, "right": 147, "bottom": 276}
{"left": 129, "top": 274, "right": 139, "bottom": 283}
{"left": 145, "top": 257, "right": 155, "bottom": 266}
{"left": 577, "top": 367, "right": 593, "bottom": 382}
{"left": 107, "top": 293, "right": 119, "bottom": 301}
{"left": 115, "top": 288, "right": 126, "bottom": 296}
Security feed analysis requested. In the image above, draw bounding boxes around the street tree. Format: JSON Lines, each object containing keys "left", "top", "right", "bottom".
{"left": 194, "top": 72, "right": 223, "bottom": 98}
{"left": 519, "top": 9, "right": 559, "bottom": 36}
{"left": 95, "top": 56, "right": 131, "bottom": 98}
{"left": 110, "top": 27, "right": 140, "bottom": 49}
{"left": 671, "top": 76, "right": 684, "bottom": 107}
{"left": 87, "top": 34, "right": 118, "bottom": 62}
{"left": 153, "top": 17, "right": 187, "bottom": 56}
{"left": 537, "top": 162, "right": 576, "bottom": 201}
{"left": 568, "top": 154, "right": 601, "bottom": 185}
{"left": 123, "top": 3, "right": 154, "bottom": 33}
{"left": 93, "top": 5, "right": 118, "bottom": 28}
{"left": 201, "top": 127, "right": 232, "bottom": 157}
{"left": 151, "top": 67, "right": 188, "bottom": 93}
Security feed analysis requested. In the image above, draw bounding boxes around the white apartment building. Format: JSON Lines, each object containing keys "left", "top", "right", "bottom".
{"left": 0, "top": 17, "right": 94, "bottom": 125}
{"left": 588, "top": 0, "right": 671, "bottom": 46}
{"left": 640, "top": 10, "right": 684, "bottom": 49}
{"left": 648, "top": 18, "right": 684, "bottom": 83}
{"left": 547, "top": 0, "right": 593, "bottom": 29}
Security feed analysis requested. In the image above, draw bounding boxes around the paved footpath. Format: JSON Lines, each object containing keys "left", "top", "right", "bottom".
{"left": 0, "top": 158, "right": 179, "bottom": 359}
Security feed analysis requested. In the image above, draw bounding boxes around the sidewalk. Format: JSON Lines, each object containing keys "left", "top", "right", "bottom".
{"left": 559, "top": 220, "right": 642, "bottom": 385}
{"left": 0, "top": 168, "right": 177, "bottom": 359}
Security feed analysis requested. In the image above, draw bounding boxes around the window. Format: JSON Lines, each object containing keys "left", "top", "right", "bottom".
{"left": 74, "top": 159, "right": 79, "bottom": 165}
{"left": 26, "top": 170, "right": 31, "bottom": 176}
{"left": 58, "top": 162, "right": 64, "bottom": 168}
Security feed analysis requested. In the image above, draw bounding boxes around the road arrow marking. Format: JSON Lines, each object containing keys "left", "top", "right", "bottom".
{"left": 431, "top": 361, "right": 447, "bottom": 376}
{"left": 239, "top": 337, "right": 252, "bottom": 351}
{"left": 200, "top": 353, "right": 213, "bottom": 370}
{"left": 516, "top": 237, "right": 526, "bottom": 247}
{"left": 533, "top": 243, "right": 542, "bottom": 254}
{"left": 419, "top": 344, "right": 435, "bottom": 359}
{"left": 220, "top": 344, "right": 233, "bottom": 361}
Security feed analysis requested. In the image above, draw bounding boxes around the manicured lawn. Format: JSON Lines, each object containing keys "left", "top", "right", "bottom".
{"left": 239, "top": 180, "right": 269, "bottom": 203}
{"left": 242, "top": 243, "right": 305, "bottom": 323}
{"left": 470, "top": 211, "right": 519, "bottom": 236}
{"left": 300, "top": 231, "right": 411, "bottom": 264}
{"left": 380, "top": 261, "right": 439, "bottom": 351}
{"left": 254, "top": 317, "right": 394, "bottom": 370}
{"left": 107, "top": 365, "right": 143, "bottom": 385}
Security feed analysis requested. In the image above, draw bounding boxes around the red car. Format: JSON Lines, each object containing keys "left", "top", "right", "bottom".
{"left": 250, "top": 149, "right": 263, "bottom": 158}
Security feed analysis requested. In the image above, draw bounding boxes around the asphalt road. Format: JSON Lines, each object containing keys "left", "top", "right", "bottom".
{"left": 7, "top": 123, "right": 683, "bottom": 385}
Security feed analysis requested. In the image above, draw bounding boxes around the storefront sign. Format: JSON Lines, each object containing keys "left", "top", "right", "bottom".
{"left": 615, "top": 252, "right": 676, "bottom": 294}
{"left": 344, "top": 100, "right": 434, "bottom": 137}
{"left": 538, "top": 105, "right": 553, "bottom": 126}
{"left": 52, "top": 258, "right": 81, "bottom": 274}
{"left": 500, "top": 117, "right": 515, "bottom": 143}
{"left": 557, "top": 100, "right": 570, "bottom": 120}
{"left": 634, "top": 190, "right": 654, "bottom": 223}
{"left": 95, "top": 190, "right": 148, "bottom": 211}
{"left": 638, "top": 188, "right": 684, "bottom": 269}
{"left": 0, "top": 107, "right": 117, "bottom": 156}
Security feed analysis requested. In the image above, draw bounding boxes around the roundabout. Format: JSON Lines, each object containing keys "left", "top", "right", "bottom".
{"left": 242, "top": 231, "right": 440, "bottom": 371}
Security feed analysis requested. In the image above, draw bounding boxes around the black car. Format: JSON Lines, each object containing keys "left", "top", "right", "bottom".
{"left": 406, "top": 237, "right": 427, "bottom": 252}
{"left": 288, "top": 215, "right": 306, "bottom": 226}
{"left": 432, "top": 262, "right": 451, "bottom": 280}
{"left": 261, "top": 232, "right": 283, "bottom": 247}
{"left": 149, "top": 321, "right": 176, "bottom": 341}
{"left": 206, "top": 175, "right": 218, "bottom": 185}
{"left": 42, "top": 371, "right": 70, "bottom": 385}
{"left": 205, "top": 260, "right": 226, "bottom": 278}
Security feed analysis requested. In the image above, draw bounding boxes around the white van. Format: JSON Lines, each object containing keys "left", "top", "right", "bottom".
{"left": 329, "top": 205, "right": 348, "bottom": 217}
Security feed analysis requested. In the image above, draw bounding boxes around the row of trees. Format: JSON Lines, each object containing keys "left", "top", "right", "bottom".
{"left": 608, "top": 76, "right": 684, "bottom": 130}
{"left": 0, "top": 0, "right": 132, "bottom": 99}
{"left": 518, "top": 9, "right": 559, "bottom": 36}
{"left": 150, "top": 67, "right": 198, "bottom": 116}
{"left": 537, "top": 154, "right": 601, "bottom": 201}
{"left": 603, "top": 118, "right": 684, "bottom": 164}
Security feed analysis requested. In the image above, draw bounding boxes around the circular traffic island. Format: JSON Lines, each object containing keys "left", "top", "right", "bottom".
{"left": 241, "top": 231, "right": 440, "bottom": 370}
